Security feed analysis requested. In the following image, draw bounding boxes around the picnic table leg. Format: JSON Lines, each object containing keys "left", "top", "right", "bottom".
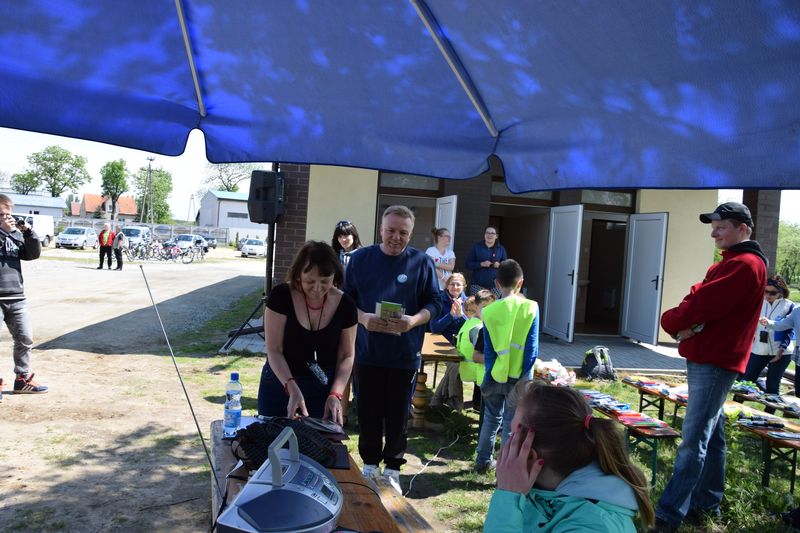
{"left": 792, "top": 449, "right": 798, "bottom": 494}
{"left": 658, "top": 399, "right": 665, "bottom": 421}
{"left": 433, "top": 361, "right": 440, "bottom": 388}
{"left": 762, "top": 441, "right": 772, "bottom": 488}
{"left": 638, "top": 392, "right": 645, "bottom": 412}
{"left": 672, "top": 404, "right": 680, "bottom": 427}
{"left": 650, "top": 439, "right": 658, "bottom": 487}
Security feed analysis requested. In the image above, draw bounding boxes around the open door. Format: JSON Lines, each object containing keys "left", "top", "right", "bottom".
{"left": 621, "top": 212, "right": 668, "bottom": 344}
{"left": 543, "top": 205, "right": 583, "bottom": 342}
{"left": 435, "top": 195, "right": 458, "bottom": 248}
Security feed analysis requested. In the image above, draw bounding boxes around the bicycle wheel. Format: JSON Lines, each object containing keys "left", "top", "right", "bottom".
{"left": 181, "top": 248, "right": 194, "bottom": 264}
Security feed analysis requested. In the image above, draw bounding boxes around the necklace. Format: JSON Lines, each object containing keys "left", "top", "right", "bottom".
{"left": 304, "top": 292, "right": 328, "bottom": 331}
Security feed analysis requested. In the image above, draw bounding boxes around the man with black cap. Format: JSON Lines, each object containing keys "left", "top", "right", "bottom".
{"left": 653, "top": 202, "right": 767, "bottom": 532}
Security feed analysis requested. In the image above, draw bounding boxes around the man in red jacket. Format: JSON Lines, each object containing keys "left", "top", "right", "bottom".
{"left": 654, "top": 202, "right": 767, "bottom": 532}
{"left": 97, "top": 223, "right": 115, "bottom": 270}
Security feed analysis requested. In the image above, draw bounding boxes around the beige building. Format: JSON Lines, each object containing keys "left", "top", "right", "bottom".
{"left": 303, "top": 165, "right": 717, "bottom": 345}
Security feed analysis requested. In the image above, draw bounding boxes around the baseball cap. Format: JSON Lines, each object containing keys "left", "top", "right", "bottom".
{"left": 699, "top": 202, "right": 753, "bottom": 227}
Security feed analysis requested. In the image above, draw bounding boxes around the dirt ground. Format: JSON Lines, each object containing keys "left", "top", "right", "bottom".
{"left": 0, "top": 246, "right": 267, "bottom": 532}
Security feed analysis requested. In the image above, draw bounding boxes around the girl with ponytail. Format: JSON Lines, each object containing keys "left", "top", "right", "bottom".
{"left": 484, "top": 382, "right": 654, "bottom": 532}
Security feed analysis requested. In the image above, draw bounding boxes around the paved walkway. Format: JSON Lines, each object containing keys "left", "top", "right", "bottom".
{"left": 222, "top": 319, "right": 687, "bottom": 375}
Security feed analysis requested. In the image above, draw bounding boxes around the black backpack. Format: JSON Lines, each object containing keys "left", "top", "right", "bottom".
{"left": 579, "top": 346, "right": 617, "bottom": 381}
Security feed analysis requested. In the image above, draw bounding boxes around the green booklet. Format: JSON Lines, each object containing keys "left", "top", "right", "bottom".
{"left": 376, "top": 301, "right": 404, "bottom": 320}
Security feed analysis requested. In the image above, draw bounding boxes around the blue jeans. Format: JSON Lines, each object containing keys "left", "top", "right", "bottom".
{"left": 742, "top": 352, "right": 792, "bottom": 394}
{"left": 0, "top": 300, "right": 34, "bottom": 376}
{"left": 475, "top": 379, "right": 517, "bottom": 466}
{"left": 656, "top": 361, "right": 738, "bottom": 526}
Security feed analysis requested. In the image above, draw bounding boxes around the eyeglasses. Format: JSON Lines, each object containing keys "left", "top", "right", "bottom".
{"left": 485, "top": 231, "right": 497, "bottom": 235}
{"left": 765, "top": 290, "right": 780, "bottom": 296}
{"left": 336, "top": 220, "right": 351, "bottom": 227}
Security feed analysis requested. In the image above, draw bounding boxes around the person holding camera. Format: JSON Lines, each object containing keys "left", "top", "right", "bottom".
{"left": 0, "top": 194, "right": 46, "bottom": 395}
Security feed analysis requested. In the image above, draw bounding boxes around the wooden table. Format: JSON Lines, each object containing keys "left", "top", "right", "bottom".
{"left": 210, "top": 420, "right": 433, "bottom": 532}
{"left": 732, "top": 391, "right": 800, "bottom": 418}
{"left": 621, "top": 377, "right": 687, "bottom": 426}
{"left": 421, "top": 332, "right": 461, "bottom": 384}
{"left": 590, "top": 403, "right": 680, "bottom": 485}
{"left": 730, "top": 402, "right": 800, "bottom": 493}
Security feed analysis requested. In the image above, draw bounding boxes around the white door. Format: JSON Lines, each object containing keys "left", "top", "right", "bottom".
{"left": 621, "top": 212, "right": 668, "bottom": 344}
{"left": 435, "top": 195, "right": 458, "bottom": 249}
{"left": 543, "top": 205, "right": 583, "bottom": 342}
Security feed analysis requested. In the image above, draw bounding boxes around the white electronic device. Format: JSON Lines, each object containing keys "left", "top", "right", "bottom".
{"left": 216, "top": 427, "right": 343, "bottom": 533}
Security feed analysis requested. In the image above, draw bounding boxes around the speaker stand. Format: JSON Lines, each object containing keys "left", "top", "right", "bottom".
{"left": 221, "top": 221, "right": 276, "bottom": 352}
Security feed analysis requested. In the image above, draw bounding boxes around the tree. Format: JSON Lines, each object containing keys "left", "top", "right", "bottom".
{"left": 10, "top": 170, "right": 41, "bottom": 194}
{"left": 100, "top": 159, "right": 129, "bottom": 223}
{"left": 27, "top": 146, "right": 91, "bottom": 197}
{"left": 133, "top": 166, "right": 173, "bottom": 224}
{"left": 203, "top": 162, "right": 263, "bottom": 193}
{"left": 777, "top": 221, "right": 800, "bottom": 286}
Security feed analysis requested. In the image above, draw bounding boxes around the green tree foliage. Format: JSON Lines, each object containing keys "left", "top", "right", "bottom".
{"left": 133, "top": 166, "right": 173, "bottom": 223}
{"left": 203, "top": 162, "right": 264, "bottom": 193}
{"left": 27, "top": 145, "right": 91, "bottom": 197}
{"left": 10, "top": 170, "right": 41, "bottom": 194}
{"left": 100, "top": 159, "right": 129, "bottom": 223}
{"left": 777, "top": 221, "right": 800, "bottom": 285}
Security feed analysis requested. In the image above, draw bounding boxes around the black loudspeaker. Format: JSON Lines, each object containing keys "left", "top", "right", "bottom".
{"left": 248, "top": 171, "right": 285, "bottom": 224}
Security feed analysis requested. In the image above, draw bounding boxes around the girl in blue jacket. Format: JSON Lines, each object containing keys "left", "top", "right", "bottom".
{"left": 485, "top": 383, "right": 654, "bottom": 532}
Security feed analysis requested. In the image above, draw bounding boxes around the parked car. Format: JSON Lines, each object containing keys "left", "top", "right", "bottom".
{"left": 121, "top": 226, "right": 152, "bottom": 246}
{"left": 240, "top": 238, "right": 266, "bottom": 258}
{"left": 173, "top": 234, "right": 209, "bottom": 252}
{"left": 55, "top": 227, "right": 98, "bottom": 249}
{"left": 195, "top": 232, "right": 217, "bottom": 249}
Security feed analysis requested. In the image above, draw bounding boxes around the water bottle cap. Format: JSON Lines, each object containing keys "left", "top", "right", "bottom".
{"left": 230, "top": 372, "right": 239, "bottom": 381}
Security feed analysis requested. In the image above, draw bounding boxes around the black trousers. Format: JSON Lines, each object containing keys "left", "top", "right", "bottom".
{"left": 99, "top": 246, "right": 113, "bottom": 268}
{"left": 356, "top": 363, "right": 416, "bottom": 470}
{"left": 113, "top": 248, "right": 123, "bottom": 269}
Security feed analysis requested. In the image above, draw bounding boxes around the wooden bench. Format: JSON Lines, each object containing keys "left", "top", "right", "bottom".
{"left": 210, "top": 420, "right": 433, "bottom": 532}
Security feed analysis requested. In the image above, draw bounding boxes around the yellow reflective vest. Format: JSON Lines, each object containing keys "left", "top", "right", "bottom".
{"left": 456, "top": 317, "right": 484, "bottom": 383}
{"left": 482, "top": 296, "right": 538, "bottom": 383}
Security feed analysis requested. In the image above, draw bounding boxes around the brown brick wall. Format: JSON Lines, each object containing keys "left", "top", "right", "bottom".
{"left": 272, "top": 163, "right": 310, "bottom": 285}
{"left": 743, "top": 190, "right": 780, "bottom": 272}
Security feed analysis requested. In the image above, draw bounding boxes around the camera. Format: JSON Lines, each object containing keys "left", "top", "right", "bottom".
{"left": 12, "top": 215, "right": 25, "bottom": 226}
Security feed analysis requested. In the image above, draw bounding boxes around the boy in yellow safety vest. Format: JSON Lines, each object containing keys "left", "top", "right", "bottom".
{"left": 474, "top": 259, "right": 539, "bottom": 473}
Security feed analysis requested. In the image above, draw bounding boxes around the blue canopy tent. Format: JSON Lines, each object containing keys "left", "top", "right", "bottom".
{"left": 0, "top": 1, "right": 798, "bottom": 192}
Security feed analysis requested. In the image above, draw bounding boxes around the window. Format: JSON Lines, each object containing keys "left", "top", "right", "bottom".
{"left": 491, "top": 181, "right": 552, "bottom": 200}
{"left": 379, "top": 172, "right": 439, "bottom": 191}
{"left": 581, "top": 190, "right": 633, "bottom": 207}
{"left": 227, "top": 212, "right": 248, "bottom": 219}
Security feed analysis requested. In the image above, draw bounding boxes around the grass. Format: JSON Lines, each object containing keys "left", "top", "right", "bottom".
{"left": 162, "top": 293, "right": 800, "bottom": 532}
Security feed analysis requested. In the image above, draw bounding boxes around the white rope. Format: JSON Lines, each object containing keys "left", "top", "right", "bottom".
{"left": 403, "top": 432, "right": 465, "bottom": 497}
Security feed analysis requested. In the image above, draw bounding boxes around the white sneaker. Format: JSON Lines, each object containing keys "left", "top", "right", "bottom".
{"left": 382, "top": 468, "right": 402, "bottom": 494}
{"left": 362, "top": 464, "right": 381, "bottom": 479}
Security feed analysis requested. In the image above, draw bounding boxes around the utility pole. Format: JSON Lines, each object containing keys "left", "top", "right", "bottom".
{"left": 146, "top": 156, "right": 155, "bottom": 225}
{"left": 187, "top": 194, "right": 196, "bottom": 225}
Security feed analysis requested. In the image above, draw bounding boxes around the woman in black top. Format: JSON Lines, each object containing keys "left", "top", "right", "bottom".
{"left": 331, "top": 220, "right": 362, "bottom": 268}
{"left": 257, "top": 241, "right": 358, "bottom": 425}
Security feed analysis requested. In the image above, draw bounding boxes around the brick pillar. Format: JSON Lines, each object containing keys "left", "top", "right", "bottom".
{"left": 441, "top": 174, "right": 493, "bottom": 280}
{"left": 742, "top": 190, "right": 781, "bottom": 272}
{"left": 272, "top": 164, "right": 310, "bottom": 285}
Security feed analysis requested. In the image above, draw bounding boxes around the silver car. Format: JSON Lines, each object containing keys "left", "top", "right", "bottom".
{"left": 55, "top": 227, "right": 98, "bottom": 249}
{"left": 240, "top": 239, "right": 266, "bottom": 258}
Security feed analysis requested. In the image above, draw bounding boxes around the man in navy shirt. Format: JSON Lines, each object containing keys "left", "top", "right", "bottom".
{"left": 344, "top": 205, "right": 441, "bottom": 494}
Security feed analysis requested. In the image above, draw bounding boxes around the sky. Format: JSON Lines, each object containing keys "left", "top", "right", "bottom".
{"left": 0, "top": 126, "right": 798, "bottom": 224}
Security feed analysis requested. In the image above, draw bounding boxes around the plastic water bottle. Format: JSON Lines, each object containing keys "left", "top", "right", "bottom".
{"left": 223, "top": 372, "right": 243, "bottom": 438}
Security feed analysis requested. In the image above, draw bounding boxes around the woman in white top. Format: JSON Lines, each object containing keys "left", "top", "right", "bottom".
{"left": 744, "top": 275, "right": 795, "bottom": 394}
{"left": 426, "top": 227, "right": 455, "bottom": 291}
